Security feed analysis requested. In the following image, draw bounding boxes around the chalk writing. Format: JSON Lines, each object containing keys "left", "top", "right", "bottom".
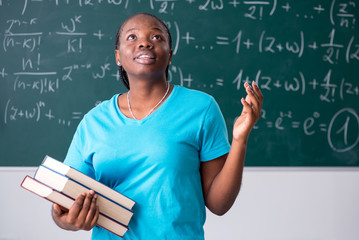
{"left": 253, "top": 108, "right": 359, "bottom": 152}
{"left": 0, "top": 0, "right": 358, "bottom": 166}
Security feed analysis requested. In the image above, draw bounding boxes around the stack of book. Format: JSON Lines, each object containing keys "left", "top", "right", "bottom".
{"left": 21, "top": 155, "right": 135, "bottom": 238}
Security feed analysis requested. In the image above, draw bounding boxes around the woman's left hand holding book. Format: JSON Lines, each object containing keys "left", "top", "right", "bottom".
{"left": 52, "top": 190, "right": 100, "bottom": 231}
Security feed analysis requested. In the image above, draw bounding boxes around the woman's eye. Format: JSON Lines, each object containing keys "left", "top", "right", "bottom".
{"left": 153, "top": 35, "right": 161, "bottom": 40}
{"left": 127, "top": 34, "right": 136, "bottom": 40}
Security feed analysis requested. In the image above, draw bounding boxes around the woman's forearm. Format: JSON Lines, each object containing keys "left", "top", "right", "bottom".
{"left": 204, "top": 138, "right": 247, "bottom": 215}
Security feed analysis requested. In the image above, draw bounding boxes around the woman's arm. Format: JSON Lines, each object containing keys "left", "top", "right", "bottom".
{"left": 200, "top": 81, "right": 263, "bottom": 216}
{"left": 52, "top": 190, "right": 99, "bottom": 231}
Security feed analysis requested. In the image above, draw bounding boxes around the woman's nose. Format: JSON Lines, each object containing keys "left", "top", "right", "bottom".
{"left": 138, "top": 38, "right": 153, "bottom": 49}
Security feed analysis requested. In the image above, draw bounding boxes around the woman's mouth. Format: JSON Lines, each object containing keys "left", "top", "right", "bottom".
{"left": 134, "top": 52, "right": 156, "bottom": 64}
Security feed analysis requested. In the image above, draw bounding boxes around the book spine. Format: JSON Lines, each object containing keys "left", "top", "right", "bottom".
{"left": 66, "top": 172, "right": 134, "bottom": 213}
{"left": 43, "top": 155, "right": 135, "bottom": 210}
{"left": 67, "top": 169, "right": 135, "bottom": 210}
{"left": 34, "top": 166, "right": 133, "bottom": 226}
{"left": 38, "top": 165, "right": 133, "bottom": 213}
{"left": 21, "top": 176, "right": 128, "bottom": 238}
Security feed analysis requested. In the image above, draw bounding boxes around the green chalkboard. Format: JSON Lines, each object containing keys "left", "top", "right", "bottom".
{"left": 1, "top": 1, "right": 358, "bottom": 166}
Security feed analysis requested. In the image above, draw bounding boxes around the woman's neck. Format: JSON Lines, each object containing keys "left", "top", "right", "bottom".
{"left": 128, "top": 78, "right": 167, "bottom": 100}
{"left": 123, "top": 78, "right": 172, "bottom": 120}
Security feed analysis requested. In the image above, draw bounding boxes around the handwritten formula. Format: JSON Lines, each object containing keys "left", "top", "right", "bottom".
{"left": 0, "top": 0, "right": 358, "bottom": 166}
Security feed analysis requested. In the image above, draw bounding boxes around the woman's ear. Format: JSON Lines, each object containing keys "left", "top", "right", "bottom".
{"left": 168, "top": 49, "right": 173, "bottom": 65}
{"left": 115, "top": 50, "right": 121, "bottom": 66}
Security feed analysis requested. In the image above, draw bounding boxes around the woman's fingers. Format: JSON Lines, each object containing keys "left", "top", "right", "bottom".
{"left": 88, "top": 195, "right": 100, "bottom": 229}
{"left": 66, "top": 191, "right": 98, "bottom": 230}
{"left": 66, "top": 192, "right": 86, "bottom": 228}
{"left": 244, "top": 82, "right": 261, "bottom": 105}
{"left": 243, "top": 81, "right": 263, "bottom": 121}
{"left": 252, "top": 81, "right": 263, "bottom": 103}
{"left": 52, "top": 203, "right": 67, "bottom": 217}
{"left": 83, "top": 191, "right": 99, "bottom": 230}
{"left": 77, "top": 191, "right": 92, "bottom": 219}
{"left": 51, "top": 191, "right": 98, "bottom": 232}
{"left": 76, "top": 191, "right": 98, "bottom": 230}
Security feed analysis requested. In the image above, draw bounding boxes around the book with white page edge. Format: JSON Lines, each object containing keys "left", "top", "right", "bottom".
{"left": 21, "top": 176, "right": 129, "bottom": 238}
{"left": 34, "top": 165, "right": 133, "bottom": 226}
{"left": 41, "top": 155, "right": 135, "bottom": 211}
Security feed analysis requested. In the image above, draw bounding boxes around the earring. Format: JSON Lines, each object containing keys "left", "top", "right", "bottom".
{"left": 117, "top": 61, "right": 120, "bottom": 66}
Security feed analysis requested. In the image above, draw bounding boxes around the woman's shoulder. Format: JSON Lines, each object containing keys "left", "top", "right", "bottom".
{"left": 82, "top": 94, "right": 119, "bottom": 121}
{"left": 174, "top": 85, "right": 215, "bottom": 104}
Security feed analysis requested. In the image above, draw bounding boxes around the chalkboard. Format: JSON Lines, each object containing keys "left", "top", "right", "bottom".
{"left": 1, "top": 0, "right": 358, "bottom": 167}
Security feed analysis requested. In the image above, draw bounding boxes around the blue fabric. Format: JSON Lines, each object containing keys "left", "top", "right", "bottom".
{"left": 64, "top": 85, "right": 230, "bottom": 240}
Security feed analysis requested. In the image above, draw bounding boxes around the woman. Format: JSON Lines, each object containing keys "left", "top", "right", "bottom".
{"left": 52, "top": 12, "right": 263, "bottom": 240}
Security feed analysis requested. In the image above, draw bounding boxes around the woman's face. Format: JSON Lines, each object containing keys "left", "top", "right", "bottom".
{"left": 116, "top": 14, "right": 172, "bottom": 81}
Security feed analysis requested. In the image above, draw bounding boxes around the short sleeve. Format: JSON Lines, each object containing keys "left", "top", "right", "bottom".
{"left": 63, "top": 119, "right": 96, "bottom": 179}
{"left": 199, "top": 97, "right": 230, "bottom": 162}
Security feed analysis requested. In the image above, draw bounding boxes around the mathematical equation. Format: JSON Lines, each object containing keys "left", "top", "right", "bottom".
{"left": 229, "top": 69, "right": 359, "bottom": 102}
{"left": 4, "top": 95, "right": 358, "bottom": 152}
{"left": 186, "top": 29, "right": 359, "bottom": 65}
{"left": 0, "top": 0, "right": 358, "bottom": 165}
{"left": 4, "top": 98, "right": 84, "bottom": 127}
{"left": 2, "top": 19, "right": 358, "bottom": 69}
{"left": 2, "top": 15, "right": 103, "bottom": 53}
{"left": 2, "top": 61, "right": 358, "bottom": 104}
{"left": 7, "top": 0, "right": 356, "bottom": 29}
{"left": 254, "top": 108, "right": 359, "bottom": 152}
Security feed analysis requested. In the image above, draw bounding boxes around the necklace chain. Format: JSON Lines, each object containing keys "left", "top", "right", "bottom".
{"left": 127, "top": 82, "right": 170, "bottom": 120}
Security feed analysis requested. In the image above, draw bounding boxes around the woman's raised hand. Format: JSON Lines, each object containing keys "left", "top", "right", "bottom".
{"left": 233, "top": 81, "right": 263, "bottom": 142}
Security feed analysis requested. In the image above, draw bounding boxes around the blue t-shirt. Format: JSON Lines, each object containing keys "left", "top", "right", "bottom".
{"left": 64, "top": 85, "right": 230, "bottom": 240}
